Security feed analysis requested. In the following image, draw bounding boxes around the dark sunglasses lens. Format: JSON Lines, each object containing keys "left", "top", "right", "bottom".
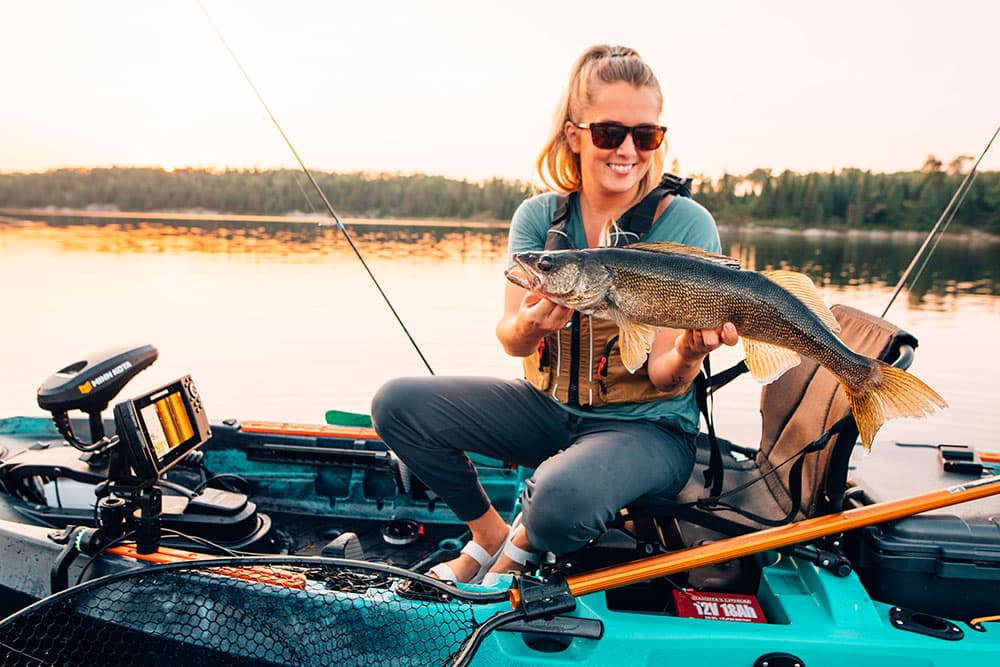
{"left": 633, "top": 126, "right": 665, "bottom": 150}
{"left": 589, "top": 123, "right": 629, "bottom": 149}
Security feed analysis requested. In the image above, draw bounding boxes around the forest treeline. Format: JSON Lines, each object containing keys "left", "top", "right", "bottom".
{"left": 0, "top": 169, "right": 532, "bottom": 223}
{"left": 692, "top": 156, "right": 998, "bottom": 234}
{"left": 0, "top": 157, "right": 997, "bottom": 233}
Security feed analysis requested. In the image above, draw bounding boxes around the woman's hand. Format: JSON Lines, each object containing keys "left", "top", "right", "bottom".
{"left": 647, "top": 323, "right": 739, "bottom": 393}
{"left": 497, "top": 283, "right": 574, "bottom": 357}
{"left": 673, "top": 322, "right": 740, "bottom": 361}
{"left": 518, "top": 291, "right": 574, "bottom": 337}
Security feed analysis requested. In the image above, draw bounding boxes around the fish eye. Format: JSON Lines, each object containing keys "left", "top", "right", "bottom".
{"left": 537, "top": 256, "right": 555, "bottom": 272}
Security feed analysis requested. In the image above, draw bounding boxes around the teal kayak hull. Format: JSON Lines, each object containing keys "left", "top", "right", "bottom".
{"left": 473, "top": 557, "right": 992, "bottom": 666}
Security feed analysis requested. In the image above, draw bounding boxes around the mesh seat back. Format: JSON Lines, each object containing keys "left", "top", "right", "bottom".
{"left": 754, "top": 304, "right": 914, "bottom": 520}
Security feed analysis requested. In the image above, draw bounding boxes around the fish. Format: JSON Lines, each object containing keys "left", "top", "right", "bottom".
{"left": 505, "top": 241, "right": 946, "bottom": 448}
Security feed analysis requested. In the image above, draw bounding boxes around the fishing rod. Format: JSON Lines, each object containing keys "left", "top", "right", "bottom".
{"left": 197, "top": 2, "right": 435, "bottom": 375}
{"left": 882, "top": 125, "right": 999, "bottom": 317}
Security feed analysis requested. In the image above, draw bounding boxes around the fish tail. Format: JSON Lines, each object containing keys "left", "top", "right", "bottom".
{"left": 843, "top": 362, "right": 947, "bottom": 450}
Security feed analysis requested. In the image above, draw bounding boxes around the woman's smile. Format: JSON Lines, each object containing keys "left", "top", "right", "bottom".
{"left": 608, "top": 162, "right": 636, "bottom": 175}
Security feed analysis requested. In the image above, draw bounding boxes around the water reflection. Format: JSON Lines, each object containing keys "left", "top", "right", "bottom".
{"left": 720, "top": 227, "right": 997, "bottom": 303}
{"left": 8, "top": 217, "right": 995, "bottom": 302}
{"left": 4, "top": 220, "right": 511, "bottom": 265}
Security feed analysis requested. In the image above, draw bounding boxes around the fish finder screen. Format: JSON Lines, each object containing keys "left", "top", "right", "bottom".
{"left": 113, "top": 375, "right": 211, "bottom": 484}
{"left": 139, "top": 390, "right": 195, "bottom": 461}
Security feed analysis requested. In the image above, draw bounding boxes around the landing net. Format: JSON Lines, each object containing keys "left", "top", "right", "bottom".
{"left": 0, "top": 556, "right": 507, "bottom": 667}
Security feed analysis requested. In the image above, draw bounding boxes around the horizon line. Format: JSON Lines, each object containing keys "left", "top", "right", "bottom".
{"left": 0, "top": 158, "right": 985, "bottom": 183}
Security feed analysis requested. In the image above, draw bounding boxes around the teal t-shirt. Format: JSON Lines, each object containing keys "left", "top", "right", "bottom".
{"left": 506, "top": 191, "right": 722, "bottom": 433}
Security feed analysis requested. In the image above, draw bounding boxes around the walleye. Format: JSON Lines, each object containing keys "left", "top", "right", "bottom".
{"left": 505, "top": 242, "right": 946, "bottom": 449}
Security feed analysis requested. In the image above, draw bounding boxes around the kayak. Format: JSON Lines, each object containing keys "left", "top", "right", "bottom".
{"left": 1, "top": 344, "right": 998, "bottom": 666}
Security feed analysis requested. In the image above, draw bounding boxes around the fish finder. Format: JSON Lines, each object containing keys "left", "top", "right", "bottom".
{"left": 112, "top": 375, "right": 211, "bottom": 487}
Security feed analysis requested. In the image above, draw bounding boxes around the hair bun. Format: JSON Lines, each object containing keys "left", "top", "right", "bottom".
{"left": 607, "top": 46, "right": 636, "bottom": 58}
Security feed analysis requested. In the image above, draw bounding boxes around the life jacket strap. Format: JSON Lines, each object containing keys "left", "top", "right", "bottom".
{"left": 616, "top": 172, "right": 693, "bottom": 238}
{"left": 545, "top": 172, "right": 692, "bottom": 251}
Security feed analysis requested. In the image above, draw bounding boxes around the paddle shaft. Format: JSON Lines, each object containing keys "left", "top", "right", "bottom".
{"left": 510, "top": 474, "right": 1000, "bottom": 607}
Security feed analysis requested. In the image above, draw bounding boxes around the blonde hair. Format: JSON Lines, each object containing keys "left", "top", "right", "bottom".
{"left": 536, "top": 45, "right": 666, "bottom": 202}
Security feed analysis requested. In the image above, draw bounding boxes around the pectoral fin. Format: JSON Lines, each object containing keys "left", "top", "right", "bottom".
{"left": 609, "top": 306, "right": 658, "bottom": 373}
{"left": 742, "top": 337, "right": 801, "bottom": 383}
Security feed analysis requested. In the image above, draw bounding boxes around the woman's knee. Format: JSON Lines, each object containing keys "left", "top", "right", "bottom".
{"left": 371, "top": 377, "right": 423, "bottom": 430}
{"left": 370, "top": 376, "right": 433, "bottom": 455}
{"left": 520, "top": 475, "right": 607, "bottom": 554}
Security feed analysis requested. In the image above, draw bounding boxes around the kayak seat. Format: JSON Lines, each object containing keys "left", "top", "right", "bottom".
{"left": 623, "top": 304, "right": 919, "bottom": 554}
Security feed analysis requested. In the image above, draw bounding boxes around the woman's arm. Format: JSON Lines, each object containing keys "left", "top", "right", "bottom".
{"left": 646, "top": 323, "right": 739, "bottom": 393}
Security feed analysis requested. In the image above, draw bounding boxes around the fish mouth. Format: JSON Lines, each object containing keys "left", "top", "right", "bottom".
{"left": 504, "top": 256, "right": 542, "bottom": 291}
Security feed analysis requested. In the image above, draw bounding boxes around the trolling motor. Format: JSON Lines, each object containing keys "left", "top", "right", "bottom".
{"left": 0, "top": 345, "right": 270, "bottom": 591}
{"left": 37, "top": 344, "right": 160, "bottom": 454}
{"left": 31, "top": 345, "right": 168, "bottom": 552}
{"left": 36, "top": 346, "right": 210, "bottom": 551}
{"left": 45, "top": 371, "right": 213, "bottom": 591}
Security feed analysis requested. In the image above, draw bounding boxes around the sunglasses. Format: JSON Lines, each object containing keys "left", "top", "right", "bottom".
{"left": 574, "top": 121, "right": 667, "bottom": 151}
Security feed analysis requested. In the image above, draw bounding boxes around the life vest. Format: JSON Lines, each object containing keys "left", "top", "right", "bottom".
{"left": 522, "top": 173, "right": 695, "bottom": 407}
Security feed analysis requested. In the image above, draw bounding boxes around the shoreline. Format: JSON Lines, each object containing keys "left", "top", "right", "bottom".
{"left": 2, "top": 207, "right": 998, "bottom": 242}
{"left": 715, "top": 222, "right": 1000, "bottom": 243}
{"left": 0, "top": 207, "right": 507, "bottom": 230}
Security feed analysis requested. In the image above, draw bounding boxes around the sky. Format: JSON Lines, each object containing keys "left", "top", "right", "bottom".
{"left": 1, "top": 0, "right": 998, "bottom": 185}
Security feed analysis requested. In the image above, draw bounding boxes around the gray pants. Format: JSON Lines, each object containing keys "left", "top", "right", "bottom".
{"left": 371, "top": 376, "right": 696, "bottom": 554}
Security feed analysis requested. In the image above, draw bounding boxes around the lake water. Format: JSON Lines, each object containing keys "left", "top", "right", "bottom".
{"left": 1, "top": 217, "right": 997, "bottom": 452}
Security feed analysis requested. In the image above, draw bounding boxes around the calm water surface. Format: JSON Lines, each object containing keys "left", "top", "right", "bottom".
{"left": 1, "top": 218, "right": 997, "bottom": 451}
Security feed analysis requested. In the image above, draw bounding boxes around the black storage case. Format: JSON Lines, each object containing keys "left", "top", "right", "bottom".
{"left": 847, "top": 443, "right": 1000, "bottom": 621}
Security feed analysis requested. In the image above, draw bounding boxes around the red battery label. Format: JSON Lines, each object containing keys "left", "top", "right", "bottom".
{"left": 672, "top": 590, "right": 767, "bottom": 623}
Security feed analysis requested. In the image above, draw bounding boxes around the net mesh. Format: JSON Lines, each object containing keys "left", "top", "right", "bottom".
{"left": 0, "top": 557, "right": 498, "bottom": 667}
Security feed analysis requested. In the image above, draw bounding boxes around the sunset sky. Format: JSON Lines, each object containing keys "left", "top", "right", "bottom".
{"left": 1, "top": 0, "right": 997, "bottom": 185}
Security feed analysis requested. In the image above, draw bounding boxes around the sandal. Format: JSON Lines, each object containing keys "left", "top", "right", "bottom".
{"left": 480, "top": 521, "right": 541, "bottom": 587}
{"left": 426, "top": 525, "right": 512, "bottom": 584}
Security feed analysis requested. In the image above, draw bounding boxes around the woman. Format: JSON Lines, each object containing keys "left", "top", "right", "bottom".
{"left": 372, "top": 44, "right": 737, "bottom": 585}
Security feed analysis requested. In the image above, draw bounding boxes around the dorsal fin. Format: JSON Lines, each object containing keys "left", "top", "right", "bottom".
{"left": 626, "top": 241, "right": 741, "bottom": 269}
{"left": 760, "top": 270, "right": 841, "bottom": 333}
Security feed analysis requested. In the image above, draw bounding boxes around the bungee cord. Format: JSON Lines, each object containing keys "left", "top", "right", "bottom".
{"left": 197, "top": 1, "right": 435, "bottom": 375}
